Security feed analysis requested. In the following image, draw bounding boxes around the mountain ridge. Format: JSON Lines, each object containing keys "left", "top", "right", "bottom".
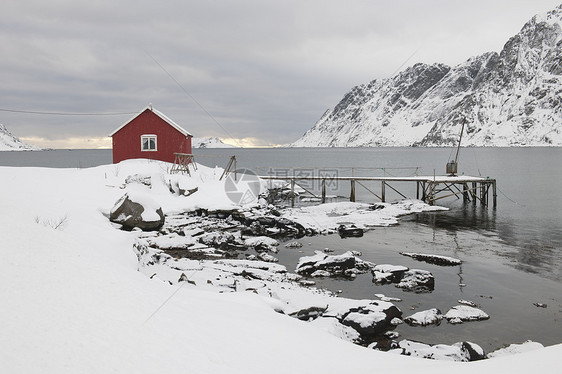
{"left": 0, "top": 124, "right": 41, "bottom": 151}
{"left": 291, "top": 5, "right": 562, "bottom": 147}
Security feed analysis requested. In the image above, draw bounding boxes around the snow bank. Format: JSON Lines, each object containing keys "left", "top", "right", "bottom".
{"left": 1, "top": 160, "right": 560, "bottom": 373}
{"left": 281, "top": 200, "right": 447, "bottom": 232}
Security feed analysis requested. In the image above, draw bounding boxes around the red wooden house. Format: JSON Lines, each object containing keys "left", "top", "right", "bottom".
{"left": 110, "top": 105, "right": 192, "bottom": 164}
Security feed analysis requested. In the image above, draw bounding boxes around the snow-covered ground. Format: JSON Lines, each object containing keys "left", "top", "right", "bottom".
{"left": 1, "top": 159, "right": 559, "bottom": 373}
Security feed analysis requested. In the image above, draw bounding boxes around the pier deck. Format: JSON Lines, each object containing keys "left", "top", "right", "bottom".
{"left": 259, "top": 174, "right": 497, "bottom": 208}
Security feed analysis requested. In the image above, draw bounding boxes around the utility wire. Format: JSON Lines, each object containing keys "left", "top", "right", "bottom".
{"left": 389, "top": 48, "right": 420, "bottom": 78}
{"left": 143, "top": 280, "right": 187, "bottom": 324}
{"left": 144, "top": 51, "right": 245, "bottom": 149}
{"left": 496, "top": 186, "right": 526, "bottom": 207}
{"left": 0, "top": 108, "right": 136, "bottom": 116}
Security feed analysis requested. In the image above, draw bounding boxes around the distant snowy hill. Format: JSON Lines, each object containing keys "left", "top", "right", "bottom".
{"left": 292, "top": 5, "right": 562, "bottom": 147}
{"left": 192, "top": 136, "right": 236, "bottom": 148}
{"left": 0, "top": 124, "right": 41, "bottom": 151}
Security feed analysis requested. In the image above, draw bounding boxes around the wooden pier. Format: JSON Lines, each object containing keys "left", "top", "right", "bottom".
{"left": 259, "top": 174, "right": 497, "bottom": 208}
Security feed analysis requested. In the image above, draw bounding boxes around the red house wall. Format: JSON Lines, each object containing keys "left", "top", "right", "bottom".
{"left": 112, "top": 109, "right": 192, "bottom": 164}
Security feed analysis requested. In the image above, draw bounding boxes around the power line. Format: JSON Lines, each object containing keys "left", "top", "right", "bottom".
{"left": 144, "top": 50, "right": 245, "bottom": 149}
{"left": 0, "top": 108, "right": 136, "bottom": 116}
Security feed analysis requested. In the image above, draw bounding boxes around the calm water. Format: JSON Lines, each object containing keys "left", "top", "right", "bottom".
{"left": 2, "top": 147, "right": 561, "bottom": 351}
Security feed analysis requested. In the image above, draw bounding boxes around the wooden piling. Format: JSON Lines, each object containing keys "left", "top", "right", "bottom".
{"left": 291, "top": 179, "right": 295, "bottom": 208}
{"left": 492, "top": 180, "right": 497, "bottom": 208}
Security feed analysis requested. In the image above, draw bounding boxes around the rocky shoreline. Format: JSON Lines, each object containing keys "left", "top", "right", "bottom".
{"left": 111, "top": 189, "right": 527, "bottom": 361}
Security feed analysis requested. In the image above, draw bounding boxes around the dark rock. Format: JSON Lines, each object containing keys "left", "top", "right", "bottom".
{"left": 290, "top": 306, "right": 328, "bottom": 321}
{"left": 461, "top": 341, "right": 486, "bottom": 361}
{"left": 372, "top": 266, "right": 434, "bottom": 293}
{"left": 396, "top": 269, "right": 435, "bottom": 293}
{"left": 338, "top": 224, "right": 364, "bottom": 238}
{"left": 296, "top": 251, "right": 373, "bottom": 278}
{"left": 110, "top": 193, "right": 164, "bottom": 231}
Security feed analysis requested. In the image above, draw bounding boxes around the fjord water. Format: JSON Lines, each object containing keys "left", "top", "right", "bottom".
{"left": 195, "top": 147, "right": 562, "bottom": 351}
{"left": 2, "top": 147, "right": 561, "bottom": 351}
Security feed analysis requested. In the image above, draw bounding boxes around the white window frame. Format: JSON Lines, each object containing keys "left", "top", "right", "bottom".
{"left": 141, "top": 134, "right": 157, "bottom": 151}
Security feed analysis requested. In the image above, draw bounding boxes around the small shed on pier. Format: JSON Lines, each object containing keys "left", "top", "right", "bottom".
{"left": 110, "top": 105, "right": 192, "bottom": 164}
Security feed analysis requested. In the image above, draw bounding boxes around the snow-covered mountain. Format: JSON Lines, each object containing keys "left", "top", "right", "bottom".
{"left": 292, "top": 5, "right": 562, "bottom": 147}
{"left": 0, "top": 124, "right": 41, "bottom": 151}
{"left": 192, "top": 136, "right": 236, "bottom": 148}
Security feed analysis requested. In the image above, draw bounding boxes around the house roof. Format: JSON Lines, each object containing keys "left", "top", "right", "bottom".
{"left": 109, "top": 105, "right": 192, "bottom": 137}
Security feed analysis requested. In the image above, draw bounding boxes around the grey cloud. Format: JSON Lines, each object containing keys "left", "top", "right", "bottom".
{"left": 1, "top": 0, "right": 560, "bottom": 146}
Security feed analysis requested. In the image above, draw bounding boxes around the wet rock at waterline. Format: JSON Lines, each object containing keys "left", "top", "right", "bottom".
{"left": 403, "top": 308, "right": 443, "bottom": 326}
{"left": 296, "top": 250, "right": 375, "bottom": 278}
{"left": 400, "top": 252, "right": 462, "bottom": 266}
{"left": 392, "top": 340, "right": 486, "bottom": 362}
{"left": 396, "top": 269, "right": 435, "bottom": 293}
{"left": 372, "top": 265, "right": 435, "bottom": 293}
{"left": 444, "top": 305, "right": 490, "bottom": 324}
{"left": 338, "top": 224, "right": 364, "bottom": 238}
{"left": 110, "top": 193, "right": 164, "bottom": 231}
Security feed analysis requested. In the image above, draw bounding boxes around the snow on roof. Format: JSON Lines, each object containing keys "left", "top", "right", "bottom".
{"left": 109, "top": 105, "right": 192, "bottom": 137}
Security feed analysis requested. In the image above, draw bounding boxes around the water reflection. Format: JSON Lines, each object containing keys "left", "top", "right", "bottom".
{"left": 406, "top": 204, "right": 497, "bottom": 232}
{"left": 407, "top": 204, "right": 561, "bottom": 282}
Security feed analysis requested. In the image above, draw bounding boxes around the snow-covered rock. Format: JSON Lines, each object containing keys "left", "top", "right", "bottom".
{"left": 243, "top": 236, "right": 280, "bottom": 252}
{"left": 296, "top": 250, "right": 374, "bottom": 278}
{"left": 400, "top": 252, "right": 462, "bottom": 266}
{"left": 257, "top": 252, "right": 279, "bottom": 263}
{"left": 109, "top": 192, "right": 165, "bottom": 231}
{"left": 372, "top": 264, "right": 409, "bottom": 284}
{"left": 0, "top": 124, "right": 41, "bottom": 151}
{"left": 396, "top": 269, "right": 435, "bottom": 293}
{"left": 339, "top": 301, "right": 402, "bottom": 337}
{"left": 488, "top": 340, "right": 545, "bottom": 358}
{"left": 404, "top": 308, "right": 444, "bottom": 326}
{"left": 290, "top": 5, "right": 562, "bottom": 147}
{"left": 445, "top": 305, "right": 490, "bottom": 324}
{"left": 393, "top": 340, "right": 486, "bottom": 362}
{"left": 372, "top": 265, "right": 434, "bottom": 293}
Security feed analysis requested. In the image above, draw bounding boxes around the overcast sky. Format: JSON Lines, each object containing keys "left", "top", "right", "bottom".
{"left": 1, "top": 0, "right": 561, "bottom": 148}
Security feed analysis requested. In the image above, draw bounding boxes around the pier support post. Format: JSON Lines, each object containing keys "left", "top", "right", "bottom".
{"left": 350, "top": 179, "right": 356, "bottom": 202}
{"left": 321, "top": 179, "right": 326, "bottom": 204}
{"left": 492, "top": 180, "right": 497, "bottom": 208}
{"left": 472, "top": 182, "right": 477, "bottom": 205}
{"left": 462, "top": 183, "right": 469, "bottom": 203}
{"left": 429, "top": 182, "right": 435, "bottom": 205}
{"left": 416, "top": 181, "right": 420, "bottom": 200}
{"left": 291, "top": 179, "right": 295, "bottom": 208}
{"left": 381, "top": 181, "right": 386, "bottom": 202}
